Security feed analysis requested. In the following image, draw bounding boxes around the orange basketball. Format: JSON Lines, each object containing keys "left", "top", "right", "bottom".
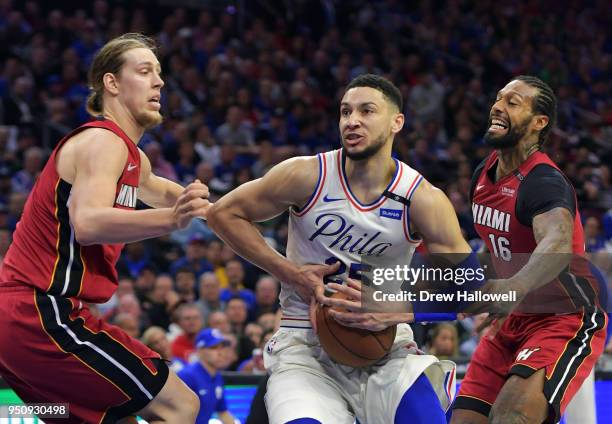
{"left": 316, "top": 291, "right": 396, "bottom": 367}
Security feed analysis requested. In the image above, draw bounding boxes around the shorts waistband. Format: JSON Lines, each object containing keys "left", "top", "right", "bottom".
{"left": 280, "top": 316, "right": 312, "bottom": 329}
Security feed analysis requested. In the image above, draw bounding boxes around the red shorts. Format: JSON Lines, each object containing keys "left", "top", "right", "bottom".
{"left": 454, "top": 311, "right": 607, "bottom": 423}
{"left": 0, "top": 284, "right": 168, "bottom": 423}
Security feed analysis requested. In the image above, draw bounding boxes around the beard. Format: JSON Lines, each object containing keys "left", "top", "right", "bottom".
{"left": 342, "top": 133, "right": 387, "bottom": 161}
{"left": 483, "top": 116, "right": 530, "bottom": 149}
{"left": 136, "top": 109, "right": 163, "bottom": 129}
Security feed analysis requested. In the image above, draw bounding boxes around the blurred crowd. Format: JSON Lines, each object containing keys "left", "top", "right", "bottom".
{"left": 0, "top": 0, "right": 611, "bottom": 374}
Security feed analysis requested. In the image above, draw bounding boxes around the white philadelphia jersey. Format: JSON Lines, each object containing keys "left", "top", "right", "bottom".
{"left": 282, "top": 149, "right": 424, "bottom": 319}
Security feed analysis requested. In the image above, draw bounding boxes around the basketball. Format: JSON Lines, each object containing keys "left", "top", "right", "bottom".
{"left": 316, "top": 291, "right": 397, "bottom": 367}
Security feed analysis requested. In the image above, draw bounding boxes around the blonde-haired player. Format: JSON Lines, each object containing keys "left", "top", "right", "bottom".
{"left": 0, "top": 33, "right": 210, "bottom": 423}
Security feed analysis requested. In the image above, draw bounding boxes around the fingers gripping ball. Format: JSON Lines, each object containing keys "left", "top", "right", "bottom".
{"left": 315, "top": 291, "right": 396, "bottom": 367}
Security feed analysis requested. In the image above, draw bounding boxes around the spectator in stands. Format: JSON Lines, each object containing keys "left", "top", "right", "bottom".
{"left": 170, "top": 233, "right": 214, "bottom": 278}
{"left": 244, "top": 322, "right": 264, "bottom": 348}
{"left": 251, "top": 139, "right": 277, "bottom": 178}
{"left": 113, "top": 312, "right": 140, "bottom": 338}
{"left": 141, "top": 326, "right": 186, "bottom": 372}
{"left": 1, "top": 76, "right": 35, "bottom": 127}
{"left": 262, "top": 328, "right": 275, "bottom": 347}
{"left": 11, "top": 146, "right": 43, "bottom": 194}
{"left": 174, "top": 140, "right": 200, "bottom": 184}
{"left": 175, "top": 268, "right": 197, "bottom": 303}
{"left": 207, "top": 239, "right": 229, "bottom": 288}
{"left": 211, "top": 145, "right": 239, "bottom": 193}
{"left": 237, "top": 347, "right": 265, "bottom": 374}
{"left": 194, "top": 124, "right": 220, "bottom": 167}
{"left": 253, "top": 274, "right": 280, "bottom": 318}
{"left": 171, "top": 303, "right": 204, "bottom": 362}
{"left": 221, "top": 332, "right": 240, "bottom": 371}
{"left": 99, "top": 277, "right": 135, "bottom": 315}
{"left": 178, "top": 329, "right": 235, "bottom": 424}
{"left": 196, "top": 272, "right": 224, "bottom": 323}
{"left": 208, "top": 310, "right": 232, "bottom": 335}
{"left": 226, "top": 296, "right": 249, "bottom": 336}
{"left": 220, "top": 259, "right": 256, "bottom": 312}
{"left": 120, "top": 241, "right": 152, "bottom": 279}
{"left": 428, "top": 323, "right": 459, "bottom": 360}
{"left": 114, "top": 293, "right": 150, "bottom": 335}
{"left": 407, "top": 73, "right": 445, "bottom": 129}
{"left": 133, "top": 264, "right": 158, "bottom": 301}
{"left": 257, "top": 312, "right": 278, "bottom": 333}
{"left": 143, "top": 140, "right": 178, "bottom": 182}
{"left": 142, "top": 273, "right": 179, "bottom": 330}
{"left": 584, "top": 216, "right": 608, "bottom": 253}
{"left": 215, "top": 105, "right": 255, "bottom": 153}
{"left": 459, "top": 314, "right": 492, "bottom": 357}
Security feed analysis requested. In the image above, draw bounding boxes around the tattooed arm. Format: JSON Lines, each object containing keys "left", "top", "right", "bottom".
{"left": 506, "top": 207, "right": 574, "bottom": 294}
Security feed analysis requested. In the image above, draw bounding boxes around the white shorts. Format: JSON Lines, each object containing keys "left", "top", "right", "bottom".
{"left": 264, "top": 323, "right": 456, "bottom": 424}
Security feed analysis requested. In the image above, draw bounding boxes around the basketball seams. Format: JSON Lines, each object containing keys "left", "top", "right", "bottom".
{"left": 372, "top": 325, "right": 396, "bottom": 351}
{"left": 321, "top": 305, "right": 380, "bottom": 362}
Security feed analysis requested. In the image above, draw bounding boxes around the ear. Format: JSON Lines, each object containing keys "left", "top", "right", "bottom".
{"left": 102, "top": 72, "right": 120, "bottom": 96}
{"left": 532, "top": 114, "right": 549, "bottom": 132}
{"left": 391, "top": 113, "right": 405, "bottom": 134}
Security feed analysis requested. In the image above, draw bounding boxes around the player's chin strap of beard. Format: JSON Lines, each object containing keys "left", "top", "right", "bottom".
{"left": 382, "top": 190, "right": 485, "bottom": 323}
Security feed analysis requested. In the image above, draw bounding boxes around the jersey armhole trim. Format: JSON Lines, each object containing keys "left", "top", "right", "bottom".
{"left": 403, "top": 174, "right": 424, "bottom": 244}
{"left": 292, "top": 153, "right": 326, "bottom": 217}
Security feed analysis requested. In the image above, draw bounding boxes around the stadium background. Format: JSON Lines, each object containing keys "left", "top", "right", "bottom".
{"left": 0, "top": 0, "right": 610, "bottom": 422}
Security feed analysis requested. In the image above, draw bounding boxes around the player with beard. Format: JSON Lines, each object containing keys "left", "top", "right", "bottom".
{"left": 207, "top": 74, "right": 473, "bottom": 423}
{"left": 0, "top": 34, "right": 209, "bottom": 423}
{"left": 451, "top": 76, "right": 607, "bottom": 423}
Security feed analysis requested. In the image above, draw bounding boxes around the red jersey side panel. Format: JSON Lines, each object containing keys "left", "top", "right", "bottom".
{"left": 0, "top": 119, "right": 141, "bottom": 303}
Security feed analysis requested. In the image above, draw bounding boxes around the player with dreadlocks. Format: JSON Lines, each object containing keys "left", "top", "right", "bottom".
{"left": 451, "top": 76, "right": 608, "bottom": 424}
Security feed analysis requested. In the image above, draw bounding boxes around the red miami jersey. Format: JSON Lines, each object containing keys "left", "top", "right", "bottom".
{"left": 472, "top": 150, "right": 585, "bottom": 258}
{"left": 0, "top": 119, "right": 141, "bottom": 303}
{"left": 471, "top": 150, "right": 596, "bottom": 310}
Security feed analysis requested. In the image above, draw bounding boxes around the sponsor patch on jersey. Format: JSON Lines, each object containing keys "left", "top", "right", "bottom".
{"left": 501, "top": 186, "right": 516, "bottom": 197}
{"left": 380, "top": 208, "right": 403, "bottom": 220}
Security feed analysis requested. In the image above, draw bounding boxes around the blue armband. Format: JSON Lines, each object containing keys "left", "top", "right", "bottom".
{"left": 456, "top": 250, "right": 486, "bottom": 290}
{"left": 410, "top": 251, "right": 485, "bottom": 316}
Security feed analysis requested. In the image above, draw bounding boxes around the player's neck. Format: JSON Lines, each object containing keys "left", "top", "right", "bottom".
{"left": 344, "top": 150, "right": 396, "bottom": 197}
{"left": 102, "top": 105, "right": 144, "bottom": 144}
{"left": 495, "top": 141, "right": 539, "bottom": 181}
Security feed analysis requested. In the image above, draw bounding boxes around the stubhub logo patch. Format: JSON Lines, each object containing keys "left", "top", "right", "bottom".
{"left": 380, "top": 208, "right": 402, "bottom": 220}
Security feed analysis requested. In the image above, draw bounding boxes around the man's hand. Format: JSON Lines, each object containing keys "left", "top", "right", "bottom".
{"left": 322, "top": 279, "right": 413, "bottom": 331}
{"left": 293, "top": 262, "right": 341, "bottom": 303}
{"left": 321, "top": 278, "right": 363, "bottom": 311}
{"left": 289, "top": 261, "right": 340, "bottom": 334}
{"left": 464, "top": 277, "right": 529, "bottom": 316}
{"left": 173, "top": 179, "right": 211, "bottom": 229}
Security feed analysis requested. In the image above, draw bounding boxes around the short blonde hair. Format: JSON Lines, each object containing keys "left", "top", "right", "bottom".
{"left": 140, "top": 326, "right": 166, "bottom": 348}
{"left": 86, "top": 33, "right": 157, "bottom": 116}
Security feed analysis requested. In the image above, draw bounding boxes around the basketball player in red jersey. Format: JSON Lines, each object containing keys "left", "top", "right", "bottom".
{"left": 0, "top": 34, "right": 208, "bottom": 423}
{"left": 451, "top": 76, "right": 608, "bottom": 424}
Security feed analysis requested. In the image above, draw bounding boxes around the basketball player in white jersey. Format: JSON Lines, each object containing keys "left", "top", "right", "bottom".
{"left": 208, "top": 74, "right": 472, "bottom": 424}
